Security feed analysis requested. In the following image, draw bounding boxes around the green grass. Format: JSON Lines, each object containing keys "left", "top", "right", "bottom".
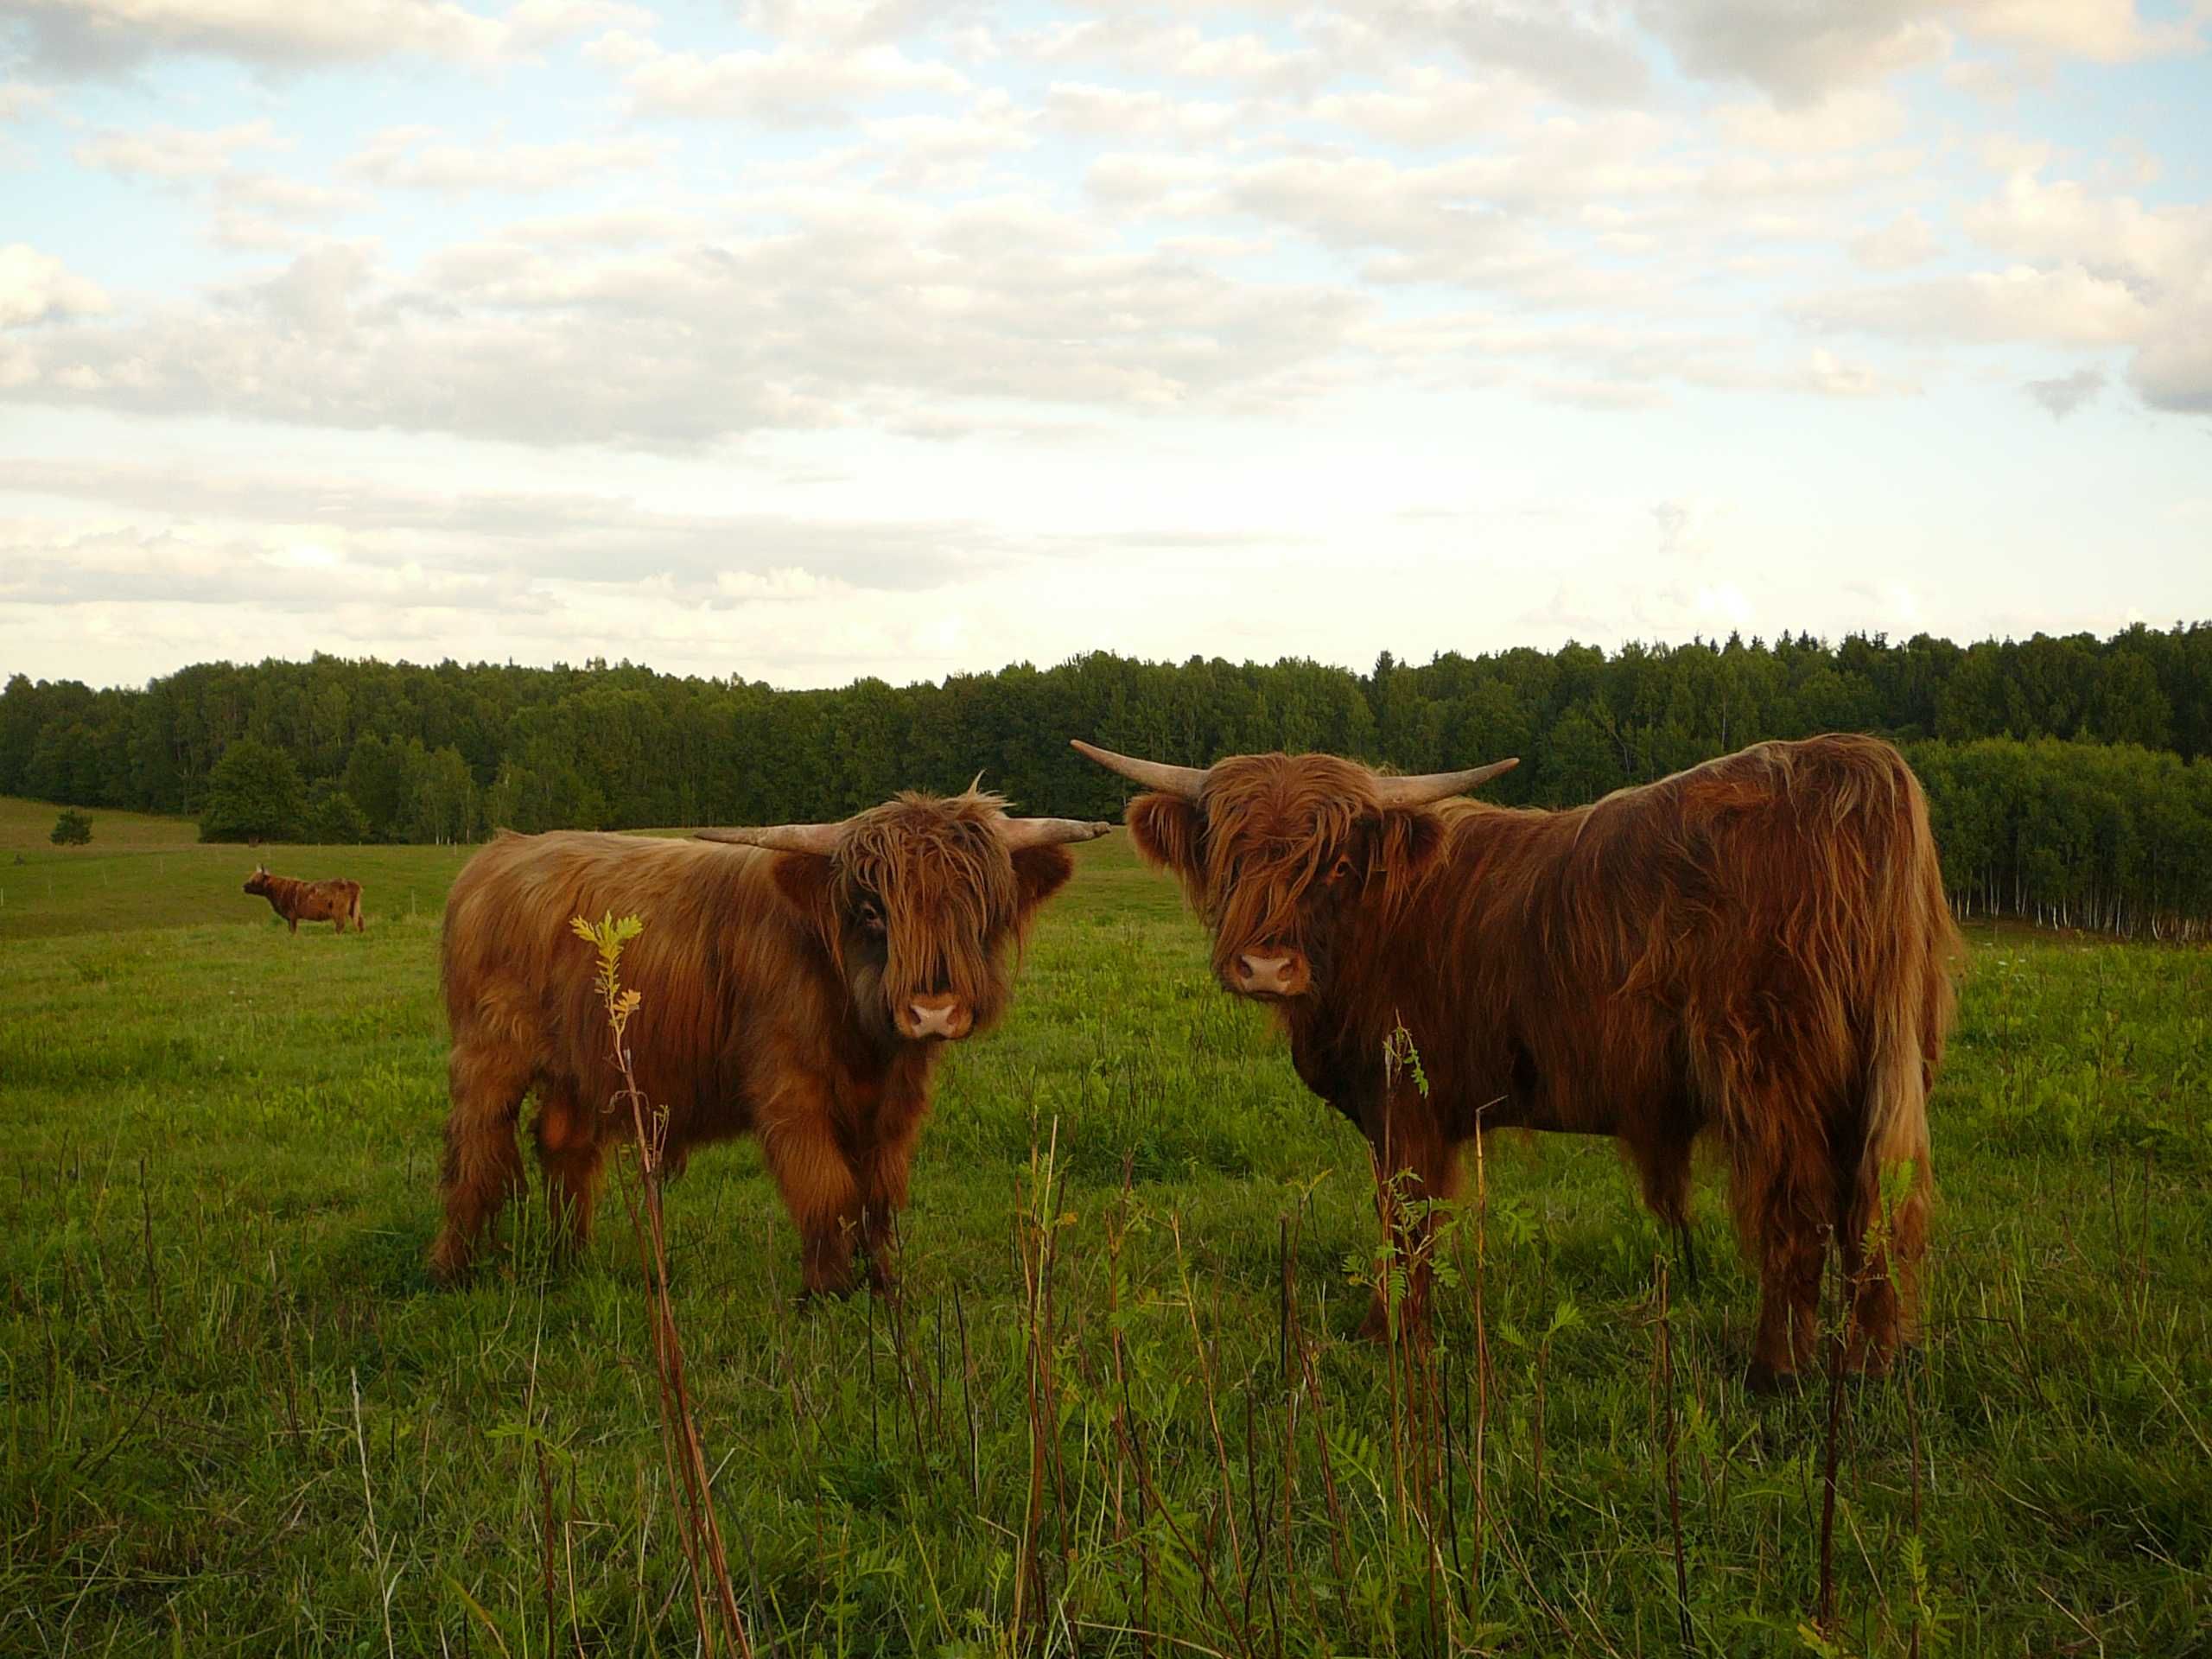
{"left": 2, "top": 800, "right": 2208, "bottom": 1656}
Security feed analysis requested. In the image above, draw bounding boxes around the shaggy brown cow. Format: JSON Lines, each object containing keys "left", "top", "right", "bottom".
{"left": 244, "top": 866, "right": 365, "bottom": 933}
{"left": 429, "top": 791, "right": 1108, "bottom": 1294}
{"left": 1076, "top": 734, "right": 1958, "bottom": 1389}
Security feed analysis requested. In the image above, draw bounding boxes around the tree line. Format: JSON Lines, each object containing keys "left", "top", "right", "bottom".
{"left": 4, "top": 624, "right": 2209, "bottom": 936}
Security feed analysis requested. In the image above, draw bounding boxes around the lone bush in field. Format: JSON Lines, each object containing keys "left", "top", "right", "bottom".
{"left": 198, "top": 739, "right": 306, "bottom": 843}
{"left": 48, "top": 809, "right": 91, "bottom": 845}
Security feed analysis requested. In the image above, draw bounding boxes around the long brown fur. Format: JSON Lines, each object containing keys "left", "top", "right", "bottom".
{"left": 243, "top": 867, "right": 365, "bottom": 934}
{"left": 1119, "top": 735, "right": 1960, "bottom": 1388}
{"left": 428, "top": 791, "right": 1079, "bottom": 1295}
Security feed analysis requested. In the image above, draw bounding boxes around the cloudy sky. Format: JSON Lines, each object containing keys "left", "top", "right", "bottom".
{"left": 2, "top": 0, "right": 2208, "bottom": 691}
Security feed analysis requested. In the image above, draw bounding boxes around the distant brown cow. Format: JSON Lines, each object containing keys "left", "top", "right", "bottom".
{"left": 244, "top": 866, "right": 365, "bottom": 933}
{"left": 1076, "top": 734, "right": 1959, "bottom": 1390}
{"left": 429, "top": 791, "right": 1109, "bottom": 1295}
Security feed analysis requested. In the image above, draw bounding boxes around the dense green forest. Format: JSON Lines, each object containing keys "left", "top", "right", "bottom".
{"left": 5, "top": 624, "right": 2210, "bottom": 937}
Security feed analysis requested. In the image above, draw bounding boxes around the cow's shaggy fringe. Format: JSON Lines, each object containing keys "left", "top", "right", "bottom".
{"left": 571, "top": 912, "right": 754, "bottom": 1659}
{"left": 1123, "top": 734, "right": 1961, "bottom": 1385}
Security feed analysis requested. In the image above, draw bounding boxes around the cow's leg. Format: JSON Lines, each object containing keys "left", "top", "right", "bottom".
{"left": 1357, "top": 1100, "right": 1459, "bottom": 1343}
{"left": 429, "top": 1040, "right": 532, "bottom": 1282}
{"left": 533, "top": 1086, "right": 604, "bottom": 1266}
{"left": 1840, "top": 1160, "right": 1927, "bottom": 1379}
{"left": 288, "top": 916, "right": 298, "bottom": 934}
{"left": 1842, "top": 1003, "right": 1937, "bottom": 1378}
{"left": 856, "top": 1099, "right": 929, "bottom": 1293}
{"left": 1729, "top": 1141, "right": 1831, "bottom": 1393}
{"left": 758, "top": 1084, "right": 866, "bottom": 1298}
{"left": 1630, "top": 1113, "right": 1702, "bottom": 1295}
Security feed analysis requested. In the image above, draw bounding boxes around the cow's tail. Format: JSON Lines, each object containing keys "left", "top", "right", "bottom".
{"left": 351, "top": 885, "right": 365, "bottom": 932}
{"left": 1847, "top": 762, "right": 1957, "bottom": 1347}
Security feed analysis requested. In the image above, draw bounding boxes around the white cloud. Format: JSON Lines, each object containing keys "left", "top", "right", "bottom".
{"left": 1041, "top": 79, "right": 1250, "bottom": 143}
{"left": 0, "top": 243, "right": 109, "bottom": 327}
{"left": 208, "top": 172, "right": 372, "bottom": 250}
{"left": 341, "top": 124, "right": 669, "bottom": 191}
{"left": 1332, "top": 3, "right": 1653, "bottom": 106}
{"left": 73, "top": 118, "right": 281, "bottom": 181}
{"left": 1959, "top": 0, "right": 2205, "bottom": 62}
{"left": 1798, "top": 264, "right": 2150, "bottom": 346}
{"left": 2024, "top": 365, "right": 2104, "bottom": 418}
{"left": 856, "top": 91, "right": 1033, "bottom": 185}
{"left": 1636, "top": 0, "right": 2202, "bottom": 102}
{"left": 1022, "top": 15, "right": 1328, "bottom": 96}
{"left": 1636, "top": 0, "right": 1950, "bottom": 103}
{"left": 1, "top": 214, "right": 1363, "bottom": 446}
{"left": 1953, "top": 162, "right": 2212, "bottom": 410}
{"left": 1712, "top": 88, "right": 1906, "bottom": 152}
{"left": 2133, "top": 300, "right": 2212, "bottom": 414}
{"left": 1, "top": 79, "right": 54, "bottom": 118}
{"left": 2, "top": 0, "right": 630, "bottom": 73}
{"left": 1852, "top": 210, "right": 1938, "bottom": 270}
{"left": 1306, "top": 68, "right": 1536, "bottom": 149}
{"left": 736, "top": 0, "right": 956, "bottom": 48}
{"left": 0, "top": 518, "right": 510, "bottom": 611}
{"left": 588, "top": 28, "right": 968, "bottom": 124}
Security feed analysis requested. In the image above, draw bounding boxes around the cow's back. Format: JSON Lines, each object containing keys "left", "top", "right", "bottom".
{"left": 442, "top": 830, "right": 818, "bottom": 1138}
{"left": 1549, "top": 734, "right": 1950, "bottom": 1104}
{"left": 1392, "top": 734, "right": 1951, "bottom": 1133}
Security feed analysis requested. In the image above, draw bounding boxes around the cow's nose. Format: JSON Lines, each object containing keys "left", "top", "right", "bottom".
{"left": 907, "top": 996, "right": 971, "bottom": 1040}
{"left": 1238, "top": 954, "right": 1297, "bottom": 995}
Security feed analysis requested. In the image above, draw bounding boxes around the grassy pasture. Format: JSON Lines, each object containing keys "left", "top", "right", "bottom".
{"left": 1, "top": 798, "right": 2208, "bottom": 1656}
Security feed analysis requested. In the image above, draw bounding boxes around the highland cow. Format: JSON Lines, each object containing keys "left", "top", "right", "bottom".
{"left": 244, "top": 866, "right": 365, "bottom": 934}
{"left": 429, "top": 791, "right": 1108, "bottom": 1295}
{"left": 1075, "top": 735, "right": 1958, "bottom": 1389}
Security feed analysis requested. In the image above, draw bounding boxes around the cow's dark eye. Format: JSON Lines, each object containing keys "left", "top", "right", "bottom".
{"left": 858, "top": 899, "right": 886, "bottom": 934}
{"left": 1331, "top": 856, "right": 1355, "bottom": 883}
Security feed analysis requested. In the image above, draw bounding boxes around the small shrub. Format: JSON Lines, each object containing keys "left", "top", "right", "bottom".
{"left": 49, "top": 810, "right": 92, "bottom": 846}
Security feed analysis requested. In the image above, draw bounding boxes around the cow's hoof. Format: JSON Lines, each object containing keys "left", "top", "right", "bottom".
{"left": 426, "top": 1241, "right": 474, "bottom": 1287}
{"left": 1744, "top": 1360, "right": 1802, "bottom": 1397}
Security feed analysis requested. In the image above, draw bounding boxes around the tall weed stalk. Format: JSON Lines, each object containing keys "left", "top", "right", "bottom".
{"left": 570, "top": 912, "right": 754, "bottom": 1659}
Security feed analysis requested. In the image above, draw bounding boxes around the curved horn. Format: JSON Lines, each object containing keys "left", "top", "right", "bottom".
{"left": 1070, "top": 739, "right": 1211, "bottom": 800}
{"left": 998, "top": 816, "right": 1115, "bottom": 852}
{"left": 695, "top": 822, "right": 843, "bottom": 855}
{"left": 1370, "top": 757, "right": 1520, "bottom": 807}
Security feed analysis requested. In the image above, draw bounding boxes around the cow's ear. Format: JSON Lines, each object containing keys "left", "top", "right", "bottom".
{"left": 1011, "top": 844, "right": 1077, "bottom": 915}
{"left": 767, "top": 852, "right": 835, "bottom": 920}
{"left": 1370, "top": 808, "right": 1447, "bottom": 887}
{"left": 1125, "top": 794, "right": 1201, "bottom": 881}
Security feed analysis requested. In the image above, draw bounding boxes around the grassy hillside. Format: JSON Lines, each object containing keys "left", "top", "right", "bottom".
{"left": 1, "top": 831, "right": 2206, "bottom": 1655}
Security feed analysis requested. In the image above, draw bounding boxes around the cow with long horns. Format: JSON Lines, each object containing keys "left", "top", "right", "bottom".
{"left": 1075, "top": 735, "right": 1957, "bottom": 1389}
{"left": 429, "top": 791, "right": 1109, "bottom": 1295}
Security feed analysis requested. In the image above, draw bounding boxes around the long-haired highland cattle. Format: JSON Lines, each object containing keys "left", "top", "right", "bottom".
{"left": 1076, "top": 734, "right": 1959, "bottom": 1390}
{"left": 430, "top": 791, "right": 1109, "bottom": 1296}
{"left": 244, "top": 866, "right": 365, "bottom": 933}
